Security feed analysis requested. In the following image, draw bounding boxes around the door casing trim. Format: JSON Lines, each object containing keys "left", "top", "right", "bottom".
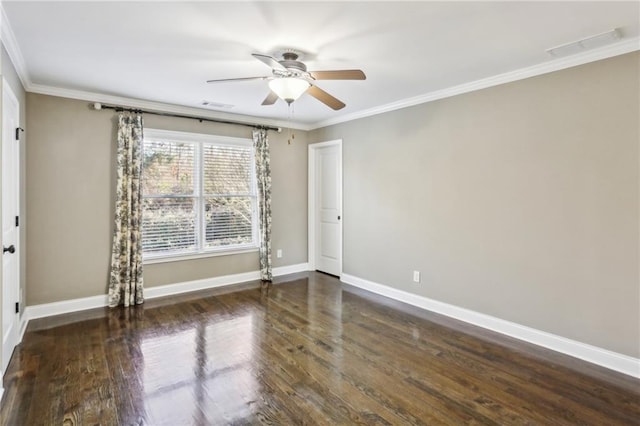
{"left": 308, "top": 139, "right": 343, "bottom": 276}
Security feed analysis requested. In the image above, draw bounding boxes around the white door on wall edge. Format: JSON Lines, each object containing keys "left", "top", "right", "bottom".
{"left": 309, "top": 141, "right": 342, "bottom": 277}
{"left": 2, "top": 79, "right": 21, "bottom": 374}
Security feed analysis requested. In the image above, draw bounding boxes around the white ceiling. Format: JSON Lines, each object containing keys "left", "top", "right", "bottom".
{"left": 3, "top": 1, "right": 639, "bottom": 129}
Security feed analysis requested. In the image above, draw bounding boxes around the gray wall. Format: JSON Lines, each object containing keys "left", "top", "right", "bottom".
{"left": 310, "top": 52, "right": 639, "bottom": 358}
{"left": 25, "top": 93, "right": 307, "bottom": 305}
{"left": 19, "top": 51, "right": 640, "bottom": 359}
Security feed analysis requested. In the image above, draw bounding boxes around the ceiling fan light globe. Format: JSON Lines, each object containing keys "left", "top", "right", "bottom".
{"left": 268, "top": 78, "right": 310, "bottom": 103}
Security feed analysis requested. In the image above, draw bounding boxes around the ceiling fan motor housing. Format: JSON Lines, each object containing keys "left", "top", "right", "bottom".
{"left": 279, "top": 52, "right": 307, "bottom": 74}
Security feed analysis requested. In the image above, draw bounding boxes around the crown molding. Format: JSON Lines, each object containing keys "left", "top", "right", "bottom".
{"left": 0, "top": 4, "right": 31, "bottom": 90}
{"left": 308, "top": 37, "right": 640, "bottom": 130}
{"left": 1, "top": 3, "right": 637, "bottom": 133}
{"left": 27, "top": 82, "right": 311, "bottom": 131}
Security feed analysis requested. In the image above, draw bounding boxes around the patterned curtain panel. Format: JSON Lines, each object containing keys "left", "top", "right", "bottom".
{"left": 109, "top": 114, "right": 145, "bottom": 307}
{"left": 253, "top": 129, "right": 273, "bottom": 281}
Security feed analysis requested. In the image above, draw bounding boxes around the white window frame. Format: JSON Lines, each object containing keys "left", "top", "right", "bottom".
{"left": 142, "top": 128, "right": 259, "bottom": 263}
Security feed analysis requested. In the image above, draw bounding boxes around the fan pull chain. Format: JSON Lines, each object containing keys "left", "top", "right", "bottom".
{"left": 287, "top": 103, "right": 295, "bottom": 145}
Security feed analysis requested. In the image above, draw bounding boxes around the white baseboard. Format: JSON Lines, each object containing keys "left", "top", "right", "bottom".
{"left": 22, "top": 264, "right": 635, "bottom": 378}
{"left": 341, "top": 273, "right": 640, "bottom": 379}
{"left": 273, "top": 262, "right": 310, "bottom": 277}
{"left": 26, "top": 294, "right": 108, "bottom": 320}
{"left": 144, "top": 270, "right": 261, "bottom": 300}
{"left": 17, "top": 314, "right": 28, "bottom": 343}
{"left": 23, "top": 262, "right": 309, "bottom": 322}
{"left": 145, "top": 262, "right": 309, "bottom": 299}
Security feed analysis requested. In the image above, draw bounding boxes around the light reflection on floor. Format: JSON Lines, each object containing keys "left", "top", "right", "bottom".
{"left": 5, "top": 274, "right": 636, "bottom": 425}
{"left": 140, "top": 315, "right": 257, "bottom": 424}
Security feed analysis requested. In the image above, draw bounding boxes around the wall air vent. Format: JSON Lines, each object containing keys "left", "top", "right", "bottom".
{"left": 546, "top": 29, "right": 621, "bottom": 57}
{"left": 201, "top": 101, "right": 234, "bottom": 109}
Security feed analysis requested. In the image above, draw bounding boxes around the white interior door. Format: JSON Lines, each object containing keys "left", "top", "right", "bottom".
{"left": 309, "top": 141, "right": 342, "bottom": 277}
{"left": 2, "top": 79, "right": 21, "bottom": 373}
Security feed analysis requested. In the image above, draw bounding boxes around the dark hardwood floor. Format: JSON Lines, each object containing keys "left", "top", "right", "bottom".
{"left": 1, "top": 272, "right": 638, "bottom": 425}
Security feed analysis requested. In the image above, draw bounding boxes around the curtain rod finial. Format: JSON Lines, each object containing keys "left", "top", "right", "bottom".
{"left": 92, "top": 102, "right": 102, "bottom": 110}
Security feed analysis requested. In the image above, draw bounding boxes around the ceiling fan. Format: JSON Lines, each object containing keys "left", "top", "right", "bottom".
{"left": 206, "top": 51, "right": 366, "bottom": 110}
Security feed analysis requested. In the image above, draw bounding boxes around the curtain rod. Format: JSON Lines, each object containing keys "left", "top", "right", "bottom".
{"left": 90, "top": 102, "right": 282, "bottom": 132}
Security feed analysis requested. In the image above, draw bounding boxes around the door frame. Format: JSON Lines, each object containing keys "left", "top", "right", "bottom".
{"left": 1, "top": 77, "right": 21, "bottom": 378}
{"left": 308, "top": 139, "right": 343, "bottom": 276}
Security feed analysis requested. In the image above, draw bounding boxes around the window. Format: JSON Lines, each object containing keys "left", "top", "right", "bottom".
{"left": 141, "top": 129, "right": 258, "bottom": 260}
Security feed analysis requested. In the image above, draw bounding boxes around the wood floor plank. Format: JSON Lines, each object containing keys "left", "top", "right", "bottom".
{"left": 273, "top": 288, "right": 543, "bottom": 425}
{"left": 1, "top": 272, "right": 638, "bottom": 425}
{"left": 340, "top": 290, "right": 637, "bottom": 424}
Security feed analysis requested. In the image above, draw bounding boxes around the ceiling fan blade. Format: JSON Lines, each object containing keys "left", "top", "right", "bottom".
{"left": 261, "top": 91, "right": 279, "bottom": 106}
{"left": 206, "top": 76, "right": 268, "bottom": 84}
{"left": 307, "top": 85, "right": 346, "bottom": 110}
{"left": 252, "top": 53, "right": 287, "bottom": 71}
{"left": 309, "top": 70, "right": 366, "bottom": 80}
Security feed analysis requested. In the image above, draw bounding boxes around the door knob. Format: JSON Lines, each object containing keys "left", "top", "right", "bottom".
{"left": 3, "top": 245, "right": 15, "bottom": 254}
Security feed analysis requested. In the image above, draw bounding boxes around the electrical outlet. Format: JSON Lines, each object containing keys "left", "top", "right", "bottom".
{"left": 276, "top": 249, "right": 282, "bottom": 258}
{"left": 413, "top": 270, "right": 420, "bottom": 283}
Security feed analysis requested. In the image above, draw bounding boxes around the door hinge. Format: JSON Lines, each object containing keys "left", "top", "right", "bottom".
{"left": 15, "top": 127, "right": 24, "bottom": 141}
{"left": 15, "top": 216, "right": 19, "bottom": 227}
{"left": 15, "top": 302, "right": 19, "bottom": 314}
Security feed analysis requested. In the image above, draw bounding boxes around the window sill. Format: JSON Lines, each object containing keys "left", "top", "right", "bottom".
{"left": 143, "top": 246, "right": 259, "bottom": 265}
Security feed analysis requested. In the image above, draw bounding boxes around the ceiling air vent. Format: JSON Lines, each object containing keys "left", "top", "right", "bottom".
{"left": 546, "top": 29, "right": 621, "bottom": 57}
